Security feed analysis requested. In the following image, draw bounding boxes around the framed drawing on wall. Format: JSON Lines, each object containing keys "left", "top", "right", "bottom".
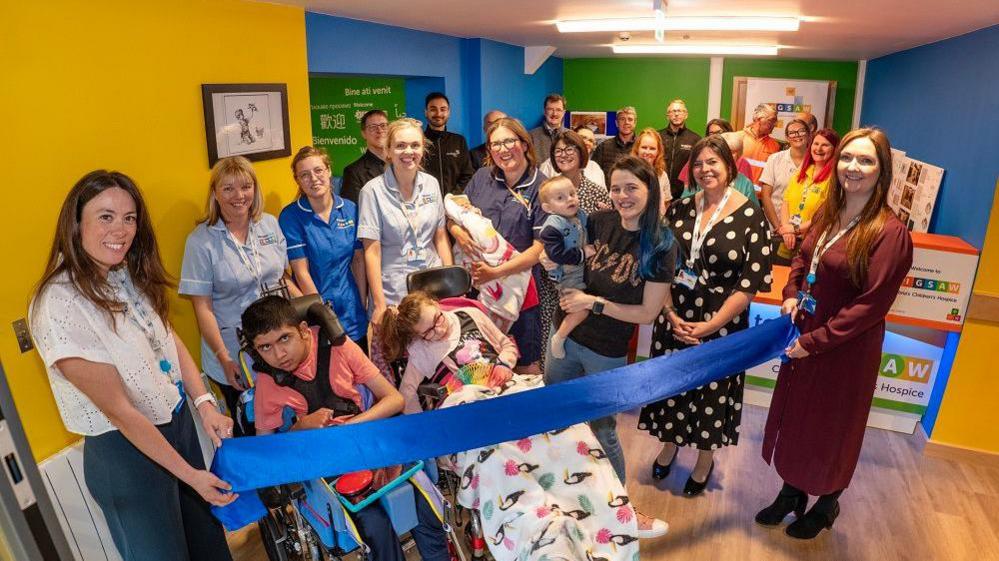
{"left": 202, "top": 83, "right": 291, "bottom": 167}
{"left": 731, "top": 77, "right": 836, "bottom": 142}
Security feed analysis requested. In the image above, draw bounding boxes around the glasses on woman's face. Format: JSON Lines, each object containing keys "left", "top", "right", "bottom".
{"left": 296, "top": 166, "right": 329, "bottom": 182}
{"left": 787, "top": 129, "right": 808, "bottom": 139}
{"left": 553, "top": 146, "right": 577, "bottom": 157}
{"left": 365, "top": 122, "right": 388, "bottom": 132}
{"left": 489, "top": 138, "right": 520, "bottom": 152}
{"left": 420, "top": 311, "right": 445, "bottom": 340}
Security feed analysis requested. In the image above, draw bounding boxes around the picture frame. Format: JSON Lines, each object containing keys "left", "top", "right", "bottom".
{"left": 201, "top": 83, "right": 291, "bottom": 167}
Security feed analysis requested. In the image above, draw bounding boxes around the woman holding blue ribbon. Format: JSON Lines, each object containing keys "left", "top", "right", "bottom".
{"left": 639, "top": 135, "right": 772, "bottom": 497}
{"left": 181, "top": 156, "right": 300, "bottom": 436}
{"left": 31, "top": 171, "right": 235, "bottom": 561}
{"left": 757, "top": 128, "right": 913, "bottom": 539}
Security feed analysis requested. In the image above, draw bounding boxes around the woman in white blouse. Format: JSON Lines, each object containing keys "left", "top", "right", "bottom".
{"left": 31, "top": 171, "right": 236, "bottom": 561}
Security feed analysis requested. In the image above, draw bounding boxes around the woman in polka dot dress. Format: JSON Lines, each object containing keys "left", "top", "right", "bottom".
{"left": 638, "top": 136, "right": 772, "bottom": 497}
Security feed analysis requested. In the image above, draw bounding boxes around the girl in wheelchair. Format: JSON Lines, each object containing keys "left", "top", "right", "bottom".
{"left": 380, "top": 291, "right": 648, "bottom": 561}
{"left": 240, "top": 295, "right": 450, "bottom": 561}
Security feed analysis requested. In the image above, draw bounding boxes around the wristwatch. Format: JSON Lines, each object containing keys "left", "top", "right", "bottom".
{"left": 193, "top": 392, "right": 219, "bottom": 410}
{"left": 591, "top": 297, "right": 607, "bottom": 315}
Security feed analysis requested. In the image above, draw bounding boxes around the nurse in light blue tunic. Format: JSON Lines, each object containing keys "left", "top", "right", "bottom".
{"left": 357, "top": 118, "right": 453, "bottom": 326}
{"left": 180, "top": 156, "right": 300, "bottom": 435}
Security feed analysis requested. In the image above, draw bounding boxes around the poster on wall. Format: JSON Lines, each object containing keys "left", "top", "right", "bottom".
{"left": 309, "top": 75, "right": 407, "bottom": 176}
{"left": 890, "top": 244, "right": 978, "bottom": 329}
{"left": 744, "top": 78, "right": 831, "bottom": 141}
{"left": 887, "top": 154, "right": 944, "bottom": 233}
{"left": 569, "top": 111, "right": 609, "bottom": 137}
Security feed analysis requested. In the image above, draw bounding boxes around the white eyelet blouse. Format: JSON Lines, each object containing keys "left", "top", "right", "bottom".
{"left": 31, "top": 272, "right": 182, "bottom": 436}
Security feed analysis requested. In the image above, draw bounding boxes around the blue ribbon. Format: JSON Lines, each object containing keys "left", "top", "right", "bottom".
{"left": 211, "top": 316, "right": 796, "bottom": 529}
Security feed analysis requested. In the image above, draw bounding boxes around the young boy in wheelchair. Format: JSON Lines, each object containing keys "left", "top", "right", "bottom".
{"left": 240, "top": 295, "right": 450, "bottom": 561}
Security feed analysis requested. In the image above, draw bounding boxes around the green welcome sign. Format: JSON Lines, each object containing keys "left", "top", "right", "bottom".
{"left": 309, "top": 75, "right": 407, "bottom": 176}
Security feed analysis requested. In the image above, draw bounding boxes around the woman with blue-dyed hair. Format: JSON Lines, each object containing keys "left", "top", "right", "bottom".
{"left": 639, "top": 135, "right": 773, "bottom": 497}
{"left": 541, "top": 155, "right": 676, "bottom": 540}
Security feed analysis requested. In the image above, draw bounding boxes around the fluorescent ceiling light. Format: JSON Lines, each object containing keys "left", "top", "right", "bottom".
{"left": 556, "top": 16, "right": 800, "bottom": 33}
{"left": 613, "top": 44, "right": 780, "bottom": 56}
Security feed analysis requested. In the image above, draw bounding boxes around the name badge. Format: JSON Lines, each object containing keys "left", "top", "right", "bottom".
{"left": 797, "top": 290, "right": 817, "bottom": 315}
{"left": 257, "top": 233, "right": 278, "bottom": 246}
{"left": 402, "top": 245, "right": 427, "bottom": 263}
{"left": 789, "top": 214, "right": 802, "bottom": 227}
{"left": 675, "top": 267, "right": 698, "bottom": 290}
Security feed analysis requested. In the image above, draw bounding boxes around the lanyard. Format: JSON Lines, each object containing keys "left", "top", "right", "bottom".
{"left": 397, "top": 183, "right": 424, "bottom": 244}
{"left": 806, "top": 216, "right": 861, "bottom": 287}
{"left": 687, "top": 186, "right": 732, "bottom": 268}
{"left": 112, "top": 269, "right": 181, "bottom": 387}
{"left": 499, "top": 168, "right": 537, "bottom": 214}
{"left": 794, "top": 168, "right": 819, "bottom": 215}
{"left": 227, "top": 222, "right": 262, "bottom": 286}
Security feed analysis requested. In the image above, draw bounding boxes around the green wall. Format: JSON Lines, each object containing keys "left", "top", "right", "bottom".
{"left": 564, "top": 58, "right": 711, "bottom": 134}
{"left": 721, "top": 59, "right": 858, "bottom": 135}
{"left": 564, "top": 57, "right": 858, "bottom": 137}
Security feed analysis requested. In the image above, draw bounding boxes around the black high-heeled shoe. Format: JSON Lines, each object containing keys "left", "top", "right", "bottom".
{"left": 682, "top": 461, "right": 714, "bottom": 496}
{"left": 651, "top": 447, "right": 678, "bottom": 481}
{"left": 785, "top": 501, "right": 840, "bottom": 539}
{"left": 755, "top": 489, "right": 808, "bottom": 526}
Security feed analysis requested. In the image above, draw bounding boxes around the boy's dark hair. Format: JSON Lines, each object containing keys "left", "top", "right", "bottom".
{"left": 425, "top": 92, "right": 450, "bottom": 107}
{"left": 240, "top": 295, "right": 301, "bottom": 347}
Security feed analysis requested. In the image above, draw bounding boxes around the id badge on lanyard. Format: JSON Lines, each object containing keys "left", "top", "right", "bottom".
{"left": 400, "top": 197, "right": 427, "bottom": 263}
{"left": 799, "top": 216, "right": 860, "bottom": 315}
{"left": 680, "top": 188, "right": 732, "bottom": 289}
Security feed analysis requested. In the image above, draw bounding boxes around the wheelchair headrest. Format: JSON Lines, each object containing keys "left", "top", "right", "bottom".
{"left": 407, "top": 266, "right": 472, "bottom": 300}
{"left": 290, "top": 294, "right": 346, "bottom": 343}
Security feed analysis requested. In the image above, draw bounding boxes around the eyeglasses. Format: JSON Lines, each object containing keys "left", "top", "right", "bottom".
{"left": 488, "top": 138, "right": 521, "bottom": 152}
{"left": 553, "top": 147, "right": 577, "bottom": 157}
{"left": 668, "top": 109, "right": 687, "bottom": 114}
{"left": 420, "top": 311, "right": 445, "bottom": 340}
{"left": 296, "top": 166, "right": 329, "bottom": 182}
{"left": 787, "top": 130, "right": 808, "bottom": 138}
{"left": 365, "top": 123, "right": 388, "bottom": 132}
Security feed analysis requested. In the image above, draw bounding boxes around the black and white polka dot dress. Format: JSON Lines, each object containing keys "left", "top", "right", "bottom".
{"left": 638, "top": 194, "right": 772, "bottom": 450}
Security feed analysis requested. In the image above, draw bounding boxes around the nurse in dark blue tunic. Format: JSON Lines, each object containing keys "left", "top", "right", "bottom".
{"left": 455, "top": 118, "right": 551, "bottom": 372}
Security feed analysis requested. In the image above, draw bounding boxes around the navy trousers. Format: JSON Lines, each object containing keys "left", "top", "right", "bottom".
{"left": 83, "top": 408, "right": 232, "bottom": 561}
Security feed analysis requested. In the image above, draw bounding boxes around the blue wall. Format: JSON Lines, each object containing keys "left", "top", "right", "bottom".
{"left": 861, "top": 25, "right": 999, "bottom": 250}
{"left": 474, "top": 40, "right": 564, "bottom": 146}
{"left": 306, "top": 13, "right": 472, "bottom": 136}
{"left": 305, "top": 13, "right": 563, "bottom": 145}
{"left": 404, "top": 76, "right": 447, "bottom": 126}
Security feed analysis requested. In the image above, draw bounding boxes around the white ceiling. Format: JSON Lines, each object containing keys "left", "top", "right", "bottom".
{"left": 275, "top": 0, "right": 999, "bottom": 60}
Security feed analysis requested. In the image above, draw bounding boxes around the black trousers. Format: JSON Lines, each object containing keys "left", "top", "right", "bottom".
{"left": 83, "top": 408, "right": 232, "bottom": 561}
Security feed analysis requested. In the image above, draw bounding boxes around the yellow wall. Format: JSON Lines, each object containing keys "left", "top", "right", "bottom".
{"left": 0, "top": 0, "right": 311, "bottom": 460}
{"left": 931, "top": 181, "right": 999, "bottom": 453}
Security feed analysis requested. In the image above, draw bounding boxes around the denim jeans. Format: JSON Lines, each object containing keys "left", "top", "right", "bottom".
{"left": 544, "top": 338, "right": 628, "bottom": 483}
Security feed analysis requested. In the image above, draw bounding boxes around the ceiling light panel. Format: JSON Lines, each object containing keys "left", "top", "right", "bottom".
{"left": 557, "top": 16, "right": 800, "bottom": 33}
{"left": 612, "top": 44, "right": 780, "bottom": 56}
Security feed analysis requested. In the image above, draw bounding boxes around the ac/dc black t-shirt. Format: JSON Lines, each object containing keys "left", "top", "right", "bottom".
{"left": 566, "top": 210, "right": 677, "bottom": 358}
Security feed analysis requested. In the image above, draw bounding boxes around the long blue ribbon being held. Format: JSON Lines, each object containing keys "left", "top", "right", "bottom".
{"left": 212, "top": 316, "right": 797, "bottom": 529}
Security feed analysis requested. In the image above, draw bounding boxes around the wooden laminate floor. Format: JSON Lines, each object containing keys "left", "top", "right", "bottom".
{"left": 229, "top": 404, "right": 999, "bottom": 561}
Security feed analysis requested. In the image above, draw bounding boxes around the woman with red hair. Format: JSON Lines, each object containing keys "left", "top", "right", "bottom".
{"left": 777, "top": 128, "right": 840, "bottom": 259}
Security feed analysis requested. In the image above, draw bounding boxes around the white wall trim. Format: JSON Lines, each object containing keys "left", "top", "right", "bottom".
{"left": 852, "top": 59, "right": 867, "bottom": 129}
{"left": 707, "top": 56, "right": 724, "bottom": 119}
{"left": 524, "top": 46, "right": 556, "bottom": 75}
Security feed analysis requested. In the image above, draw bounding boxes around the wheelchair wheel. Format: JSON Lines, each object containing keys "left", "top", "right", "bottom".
{"left": 259, "top": 511, "right": 290, "bottom": 561}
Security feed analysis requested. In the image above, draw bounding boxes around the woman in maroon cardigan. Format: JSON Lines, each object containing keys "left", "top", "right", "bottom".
{"left": 757, "top": 128, "right": 913, "bottom": 539}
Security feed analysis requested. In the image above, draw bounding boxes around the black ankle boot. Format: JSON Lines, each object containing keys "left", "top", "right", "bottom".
{"left": 786, "top": 500, "right": 840, "bottom": 539}
{"left": 755, "top": 487, "right": 807, "bottom": 526}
